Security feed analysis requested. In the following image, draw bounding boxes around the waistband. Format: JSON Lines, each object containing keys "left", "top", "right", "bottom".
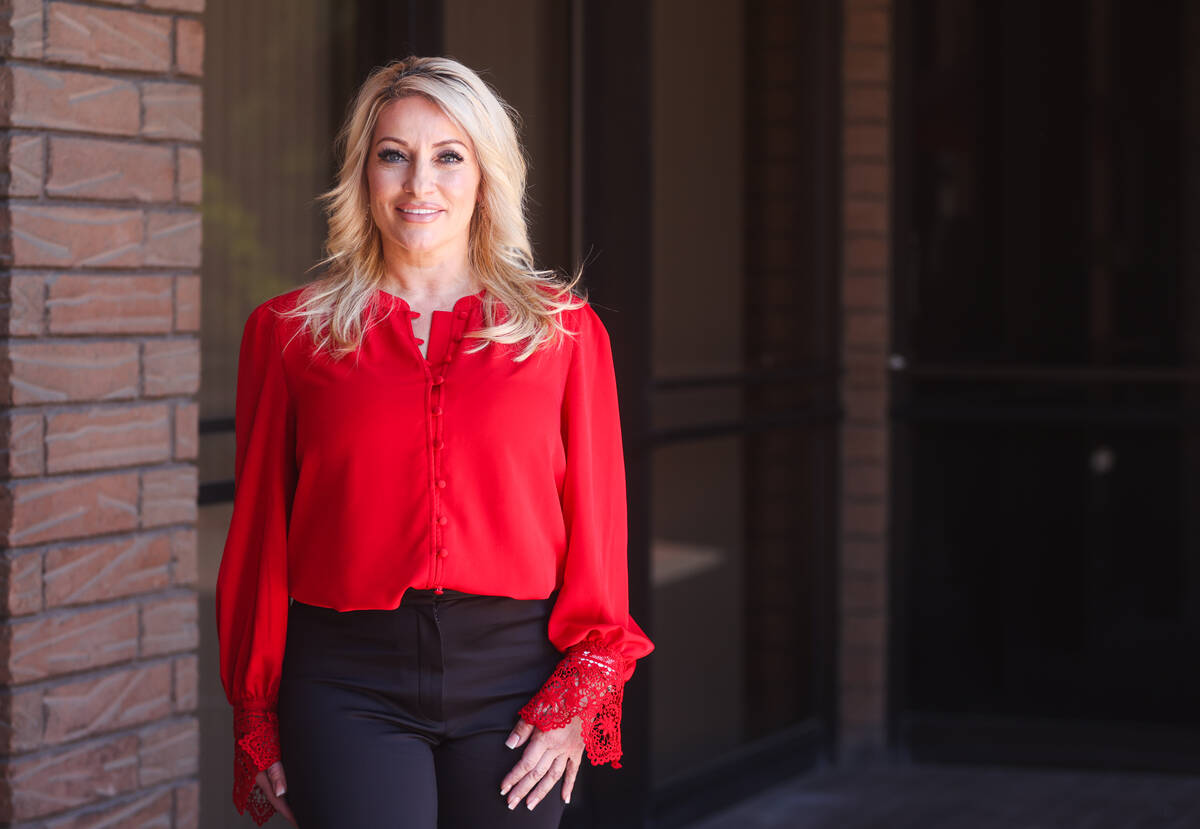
{"left": 290, "top": 587, "right": 557, "bottom": 613}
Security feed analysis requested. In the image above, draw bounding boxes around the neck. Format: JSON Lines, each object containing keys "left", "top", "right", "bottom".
{"left": 379, "top": 239, "right": 478, "bottom": 302}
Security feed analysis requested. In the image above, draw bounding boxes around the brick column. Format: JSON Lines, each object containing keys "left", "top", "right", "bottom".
{"left": 0, "top": 1, "right": 203, "bottom": 825}
{"left": 838, "top": 0, "right": 892, "bottom": 762}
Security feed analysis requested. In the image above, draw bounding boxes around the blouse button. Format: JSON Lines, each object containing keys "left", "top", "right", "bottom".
{"left": 409, "top": 311, "right": 420, "bottom": 319}
{"left": 437, "top": 515, "right": 448, "bottom": 526}
{"left": 432, "top": 375, "right": 445, "bottom": 385}
{"left": 436, "top": 479, "right": 447, "bottom": 488}
{"left": 414, "top": 338, "right": 425, "bottom": 345}
{"left": 453, "top": 333, "right": 463, "bottom": 343}
{"left": 431, "top": 406, "right": 443, "bottom": 416}
{"left": 456, "top": 310, "right": 468, "bottom": 319}
{"left": 437, "top": 548, "right": 449, "bottom": 558}
{"left": 434, "top": 586, "right": 444, "bottom": 595}
{"left": 432, "top": 440, "right": 444, "bottom": 450}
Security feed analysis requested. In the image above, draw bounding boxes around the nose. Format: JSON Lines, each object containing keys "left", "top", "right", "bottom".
{"left": 405, "top": 155, "right": 436, "bottom": 196}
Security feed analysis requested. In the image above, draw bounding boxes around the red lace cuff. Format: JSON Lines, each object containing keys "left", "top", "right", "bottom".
{"left": 518, "top": 636, "right": 630, "bottom": 768}
{"left": 233, "top": 706, "right": 281, "bottom": 826}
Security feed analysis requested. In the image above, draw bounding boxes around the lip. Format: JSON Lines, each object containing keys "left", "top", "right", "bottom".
{"left": 396, "top": 203, "right": 444, "bottom": 223}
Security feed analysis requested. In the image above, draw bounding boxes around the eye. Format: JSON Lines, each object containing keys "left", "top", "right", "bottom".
{"left": 377, "top": 148, "right": 405, "bottom": 163}
{"left": 438, "top": 151, "right": 464, "bottom": 164}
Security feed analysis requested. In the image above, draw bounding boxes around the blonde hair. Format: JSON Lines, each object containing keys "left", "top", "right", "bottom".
{"left": 279, "top": 55, "right": 584, "bottom": 361}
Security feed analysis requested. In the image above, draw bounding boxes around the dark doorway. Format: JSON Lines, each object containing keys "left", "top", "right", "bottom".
{"left": 893, "top": 0, "right": 1200, "bottom": 769}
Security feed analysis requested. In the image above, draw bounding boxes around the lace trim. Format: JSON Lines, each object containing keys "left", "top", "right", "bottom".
{"left": 518, "top": 636, "right": 629, "bottom": 768}
{"left": 233, "top": 707, "right": 281, "bottom": 826}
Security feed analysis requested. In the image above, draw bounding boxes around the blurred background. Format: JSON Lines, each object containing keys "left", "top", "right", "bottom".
{"left": 196, "top": 0, "right": 1200, "bottom": 825}
{"left": 1, "top": 0, "right": 1197, "bottom": 826}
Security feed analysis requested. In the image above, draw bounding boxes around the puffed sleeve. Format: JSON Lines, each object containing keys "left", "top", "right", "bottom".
{"left": 517, "top": 303, "right": 655, "bottom": 768}
{"left": 214, "top": 301, "right": 297, "bottom": 825}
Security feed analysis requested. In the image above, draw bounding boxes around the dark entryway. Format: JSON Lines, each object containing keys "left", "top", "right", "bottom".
{"left": 893, "top": 0, "right": 1200, "bottom": 768}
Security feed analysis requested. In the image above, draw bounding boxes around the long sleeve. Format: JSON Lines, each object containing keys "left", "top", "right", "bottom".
{"left": 517, "top": 305, "right": 655, "bottom": 768}
{"left": 215, "top": 302, "right": 297, "bottom": 825}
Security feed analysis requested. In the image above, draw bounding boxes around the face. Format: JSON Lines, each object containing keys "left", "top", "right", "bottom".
{"left": 365, "top": 95, "right": 482, "bottom": 262}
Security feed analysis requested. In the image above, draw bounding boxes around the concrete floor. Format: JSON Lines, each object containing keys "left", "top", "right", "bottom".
{"left": 681, "top": 761, "right": 1200, "bottom": 829}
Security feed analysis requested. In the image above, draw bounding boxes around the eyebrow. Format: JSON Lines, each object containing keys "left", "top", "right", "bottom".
{"left": 375, "top": 137, "right": 467, "bottom": 148}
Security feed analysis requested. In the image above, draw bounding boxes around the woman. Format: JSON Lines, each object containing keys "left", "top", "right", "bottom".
{"left": 215, "top": 55, "right": 654, "bottom": 828}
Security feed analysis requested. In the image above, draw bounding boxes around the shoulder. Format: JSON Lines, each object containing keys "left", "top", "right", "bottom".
{"left": 241, "top": 286, "right": 309, "bottom": 352}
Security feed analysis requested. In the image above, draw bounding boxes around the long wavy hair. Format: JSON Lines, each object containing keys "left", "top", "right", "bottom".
{"left": 278, "top": 55, "right": 585, "bottom": 362}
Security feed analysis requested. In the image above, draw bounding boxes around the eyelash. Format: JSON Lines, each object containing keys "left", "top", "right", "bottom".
{"left": 377, "top": 149, "right": 463, "bottom": 165}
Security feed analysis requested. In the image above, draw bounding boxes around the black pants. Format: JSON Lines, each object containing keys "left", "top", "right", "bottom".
{"left": 276, "top": 588, "right": 567, "bottom": 829}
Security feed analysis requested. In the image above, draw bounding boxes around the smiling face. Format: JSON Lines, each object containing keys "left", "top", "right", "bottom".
{"left": 366, "top": 95, "right": 482, "bottom": 265}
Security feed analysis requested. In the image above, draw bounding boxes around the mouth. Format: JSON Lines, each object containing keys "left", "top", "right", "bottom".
{"left": 396, "top": 206, "right": 444, "bottom": 222}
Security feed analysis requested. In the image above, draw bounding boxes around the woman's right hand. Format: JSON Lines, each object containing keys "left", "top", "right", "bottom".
{"left": 255, "top": 761, "right": 297, "bottom": 825}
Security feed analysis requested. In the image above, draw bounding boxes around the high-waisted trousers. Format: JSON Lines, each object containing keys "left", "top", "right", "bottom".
{"left": 276, "top": 587, "right": 567, "bottom": 829}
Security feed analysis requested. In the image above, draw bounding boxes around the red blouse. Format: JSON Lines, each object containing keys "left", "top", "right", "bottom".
{"left": 215, "top": 285, "right": 654, "bottom": 824}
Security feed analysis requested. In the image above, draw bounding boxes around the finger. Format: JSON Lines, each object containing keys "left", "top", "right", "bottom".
{"left": 505, "top": 718, "right": 535, "bottom": 750}
{"left": 525, "top": 754, "right": 567, "bottom": 810}
{"left": 254, "top": 773, "right": 296, "bottom": 825}
{"left": 267, "top": 762, "right": 287, "bottom": 797}
{"left": 562, "top": 754, "right": 580, "bottom": 804}
{"left": 507, "top": 749, "right": 558, "bottom": 810}
{"left": 500, "top": 739, "right": 546, "bottom": 796}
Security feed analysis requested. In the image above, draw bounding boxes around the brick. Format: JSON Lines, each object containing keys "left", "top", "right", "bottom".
{"left": 0, "top": 412, "right": 45, "bottom": 478}
{"left": 844, "top": 47, "right": 890, "bottom": 84}
{"left": 46, "top": 404, "right": 171, "bottom": 473}
{"left": 4, "top": 471, "right": 140, "bottom": 546}
{"left": 140, "top": 592, "right": 197, "bottom": 656}
{"left": 846, "top": 8, "right": 889, "bottom": 46}
{"left": 843, "top": 538, "right": 886, "bottom": 573}
{"left": 141, "top": 82, "right": 201, "bottom": 141}
{"left": 3, "top": 603, "right": 139, "bottom": 683}
{"left": 842, "top": 611, "right": 886, "bottom": 648}
{"left": 845, "top": 310, "right": 888, "bottom": 349}
{"left": 174, "top": 781, "right": 198, "bottom": 829}
{"left": 8, "top": 65, "right": 140, "bottom": 136}
{"left": 137, "top": 717, "right": 198, "bottom": 786}
{"left": 46, "top": 3, "right": 171, "bottom": 72}
{"left": 177, "top": 146, "right": 201, "bottom": 204}
{"left": 6, "top": 341, "right": 140, "bottom": 404}
{"left": 174, "top": 274, "right": 200, "bottom": 331}
{"left": 7, "top": 734, "right": 140, "bottom": 820}
{"left": 840, "top": 643, "right": 887, "bottom": 686}
{"left": 172, "top": 654, "right": 196, "bottom": 712}
{"left": 145, "top": 0, "right": 204, "bottom": 10}
{"left": 0, "top": 274, "right": 45, "bottom": 337}
{"left": 843, "top": 352, "right": 889, "bottom": 390}
{"left": 8, "top": 0, "right": 43, "bottom": 59}
{"left": 846, "top": 161, "right": 889, "bottom": 197}
{"left": 843, "top": 499, "right": 886, "bottom": 536}
{"left": 843, "top": 462, "right": 886, "bottom": 499}
{"left": 169, "top": 527, "right": 196, "bottom": 585}
{"left": 141, "top": 466, "right": 196, "bottom": 528}
{"left": 844, "top": 198, "right": 889, "bottom": 235}
{"left": 9, "top": 204, "right": 144, "bottom": 268}
{"left": 175, "top": 17, "right": 203, "bottom": 76}
{"left": 842, "top": 571, "right": 887, "bottom": 614}
{"left": 44, "top": 534, "right": 172, "bottom": 607}
{"left": 48, "top": 275, "right": 174, "bottom": 335}
{"left": 845, "top": 86, "right": 889, "bottom": 122}
{"left": 845, "top": 237, "right": 888, "bottom": 270}
{"left": 47, "top": 137, "right": 175, "bottom": 202}
{"left": 145, "top": 211, "right": 201, "bottom": 267}
{"left": 843, "top": 424, "right": 888, "bottom": 464}
{"left": 0, "top": 552, "right": 42, "bottom": 615}
{"left": 0, "top": 686, "right": 43, "bottom": 753}
{"left": 843, "top": 387, "right": 887, "bottom": 425}
{"left": 173, "top": 401, "right": 198, "bottom": 460}
{"left": 42, "top": 788, "right": 173, "bottom": 829}
{"left": 44, "top": 662, "right": 172, "bottom": 744}
{"left": 143, "top": 338, "right": 200, "bottom": 396}
{"left": 5, "top": 133, "right": 44, "bottom": 196}
{"left": 844, "top": 124, "right": 889, "bottom": 159}
{"left": 843, "top": 274, "right": 887, "bottom": 311}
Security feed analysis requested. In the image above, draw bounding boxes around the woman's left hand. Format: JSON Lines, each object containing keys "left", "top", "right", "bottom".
{"left": 500, "top": 715, "right": 584, "bottom": 810}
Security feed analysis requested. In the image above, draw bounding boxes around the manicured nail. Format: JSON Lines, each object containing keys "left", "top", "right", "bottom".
{"left": 275, "top": 786, "right": 285, "bottom": 797}
{"left": 505, "top": 734, "right": 518, "bottom": 749}
{"left": 565, "top": 794, "right": 571, "bottom": 804}
{"left": 508, "top": 800, "right": 516, "bottom": 810}
{"left": 500, "top": 785, "right": 510, "bottom": 796}
{"left": 527, "top": 800, "right": 537, "bottom": 810}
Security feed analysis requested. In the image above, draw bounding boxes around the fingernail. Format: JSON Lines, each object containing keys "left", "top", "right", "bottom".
{"left": 500, "top": 785, "right": 510, "bottom": 796}
{"left": 505, "top": 734, "right": 518, "bottom": 749}
{"left": 527, "top": 800, "right": 537, "bottom": 810}
{"left": 565, "top": 795, "right": 571, "bottom": 804}
{"left": 507, "top": 800, "right": 516, "bottom": 811}
{"left": 275, "top": 786, "right": 285, "bottom": 797}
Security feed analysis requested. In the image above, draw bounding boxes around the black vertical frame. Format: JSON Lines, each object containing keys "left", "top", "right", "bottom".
{"left": 563, "top": 1, "right": 655, "bottom": 826}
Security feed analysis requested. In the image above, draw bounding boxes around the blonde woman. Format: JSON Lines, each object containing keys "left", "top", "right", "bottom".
{"left": 215, "top": 56, "right": 654, "bottom": 827}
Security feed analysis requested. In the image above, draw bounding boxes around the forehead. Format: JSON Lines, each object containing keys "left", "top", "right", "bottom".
{"left": 373, "top": 96, "right": 471, "bottom": 145}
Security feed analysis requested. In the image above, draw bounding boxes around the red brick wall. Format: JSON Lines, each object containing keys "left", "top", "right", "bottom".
{"left": 839, "top": 0, "right": 892, "bottom": 761}
{"left": 0, "top": 1, "right": 203, "bottom": 825}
